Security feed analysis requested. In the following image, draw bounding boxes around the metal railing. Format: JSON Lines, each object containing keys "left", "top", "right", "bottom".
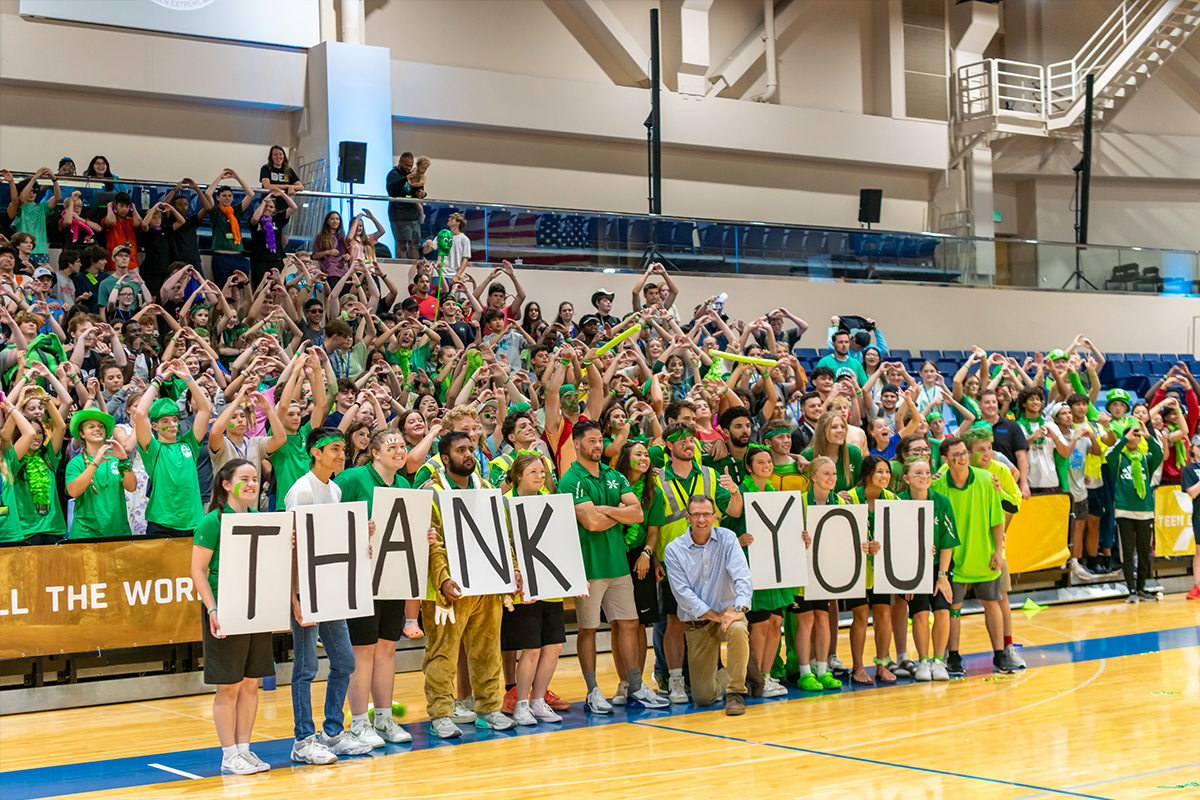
{"left": 1048, "top": 0, "right": 1161, "bottom": 115}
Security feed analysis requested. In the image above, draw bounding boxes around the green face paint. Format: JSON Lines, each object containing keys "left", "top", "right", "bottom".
{"left": 233, "top": 481, "right": 246, "bottom": 497}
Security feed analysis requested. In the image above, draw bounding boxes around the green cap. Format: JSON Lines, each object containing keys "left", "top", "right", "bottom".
{"left": 925, "top": 409, "right": 943, "bottom": 421}
{"left": 149, "top": 398, "right": 180, "bottom": 420}
{"left": 1106, "top": 388, "right": 1131, "bottom": 407}
{"left": 1047, "top": 349, "right": 1067, "bottom": 360}
{"left": 70, "top": 409, "right": 115, "bottom": 440}
{"left": 508, "top": 402, "right": 531, "bottom": 414}
{"left": 559, "top": 384, "right": 577, "bottom": 397}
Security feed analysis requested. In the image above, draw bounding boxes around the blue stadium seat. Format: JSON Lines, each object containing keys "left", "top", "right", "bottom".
{"left": 627, "top": 219, "right": 650, "bottom": 251}
{"left": 1127, "top": 360, "right": 1150, "bottom": 376}
{"left": 671, "top": 221, "right": 697, "bottom": 253}
{"left": 740, "top": 228, "right": 766, "bottom": 258}
{"left": 652, "top": 220, "right": 675, "bottom": 248}
{"left": 919, "top": 350, "right": 941, "bottom": 362}
{"left": 762, "top": 228, "right": 786, "bottom": 258}
{"left": 937, "top": 360, "right": 959, "bottom": 375}
{"left": 700, "top": 224, "right": 727, "bottom": 255}
{"left": 782, "top": 230, "right": 806, "bottom": 260}
{"left": 941, "top": 350, "right": 965, "bottom": 362}
{"left": 794, "top": 348, "right": 819, "bottom": 360}
{"left": 1103, "top": 352, "right": 1124, "bottom": 361}
{"left": 888, "top": 349, "right": 911, "bottom": 361}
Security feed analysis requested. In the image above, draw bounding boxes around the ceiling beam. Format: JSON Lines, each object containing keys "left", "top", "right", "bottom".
{"left": 542, "top": 0, "right": 650, "bottom": 88}
{"left": 706, "top": 0, "right": 816, "bottom": 98}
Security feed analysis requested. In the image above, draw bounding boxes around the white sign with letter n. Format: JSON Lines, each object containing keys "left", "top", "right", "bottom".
{"left": 439, "top": 489, "right": 518, "bottom": 597}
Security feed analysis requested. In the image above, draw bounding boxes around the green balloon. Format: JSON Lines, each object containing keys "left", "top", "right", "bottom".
{"left": 436, "top": 229, "right": 453, "bottom": 257}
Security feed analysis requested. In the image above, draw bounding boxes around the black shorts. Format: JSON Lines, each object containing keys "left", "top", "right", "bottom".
{"left": 660, "top": 575, "right": 679, "bottom": 617}
{"left": 346, "top": 599, "right": 406, "bottom": 646}
{"left": 1069, "top": 498, "right": 1090, "bottom": 524}
{"left": 501, "top": 601, "right": 566, "bottom": 651}
{"left": 1001, "top": 499, "right": 1020, "bottom": 515}
{"left": 788, "top": 596, "right": 829, "bottom": 614}
{"left": 745, "top": 608, "right": 785, "bottom": 624}
{"left": 202, "top": 606, "right": 274, "bottom": 685}
{"left": 146, "top": 522, "right": 194, "bottom": 538}
{"left": 906, "top": 589, "right": 953, "bottom": 615}
{"left": 842, "top": 590, "right": 891, "bottom": 610}
{"left": 627, "top": 548, "right": 660, "bottom": 625}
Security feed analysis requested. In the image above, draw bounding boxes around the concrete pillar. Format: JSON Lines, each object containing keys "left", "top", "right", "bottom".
{"left": 678, "top": 0, "right": 713, "bottom": 96}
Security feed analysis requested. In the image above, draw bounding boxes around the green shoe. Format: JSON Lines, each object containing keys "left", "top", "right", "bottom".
{"left": 817, "top": 671, "right": 843, "bottom": 690}
{"left": 799, "top": 673, "right": 823, "bottom": 692}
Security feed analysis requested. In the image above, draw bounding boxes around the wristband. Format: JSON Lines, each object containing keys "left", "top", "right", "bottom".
{"left": 560, "top": 359, "right": 570, "bottom": 365}
{"left": 937, "top": 570, "right": 949, "bottom": 578}
{"left": 642, "top": 547, "right": 653, "bottom": 558}
{"left": 208, "top": 607, "right": 218, "bottom": 616}
{"left": 581, "top": 360, "right": 592, "bottom": 367}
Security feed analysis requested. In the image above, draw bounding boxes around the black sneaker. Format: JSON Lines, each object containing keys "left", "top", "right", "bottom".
{"left": 1137, "top": 590, "right": 1159, "bottom": 602}
{"left": 1125, "top": 593, "right": 1139, "bottom": 604}
{"left": 993, "top": 652, "right": 1018, "bottom": 674}
{"left": 946, "top": 652, "right": 965, "bottom": 677}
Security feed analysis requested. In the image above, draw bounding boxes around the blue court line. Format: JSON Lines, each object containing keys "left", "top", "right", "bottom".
{"left": 628, "top": 723, "right": 1116, "bottom": 800}
{"left": 1003, "top": 761, "right": 1200, "bottom": 800}
{"left": 3, "top": 624, "right": 1196, "bottom": 800}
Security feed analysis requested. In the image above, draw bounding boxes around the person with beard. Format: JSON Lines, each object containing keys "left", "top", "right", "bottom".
{"left": 790, "top": 391, "right": 824, "bottom": 454}
{"left": 421, "top": 431, "right": 519, "bottom": 739}
{"left": 703, "top": 406, "right": 753, "bottom": 485}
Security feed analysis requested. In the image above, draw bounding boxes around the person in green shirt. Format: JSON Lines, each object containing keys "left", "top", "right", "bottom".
{"left": 0, "top": 399, "right": 39, "bottom": 543}
{"left": 65, "top": 409, "right": 136, "bottom": 538}
{"left": 190, "top": 458, "right": 274, "bottom": 775}
{"left": 897, "top": 457, "right": 959, "bottom": 682}
{"left": 1107, "top": 419, "right": 1164, "bottom": 603}
{"left": 815, "top": 329, "right": 868, "bottom": 386}
{"left": 931, "top": 436, "right": 1017, "bottom": 675}
{"left": 844, "top": 455, "right": 898, "bottom": 685}
{"left": 134, "top": 358, "right": 212, "bottom": 536}
{"left": 334, "top": 429, "right": 416, "bottom": 746}
{"left": 801, "top": 410, "right": 862, "bottom": 493}
{"left": 4, "top": 390, "right": 68, "bottom": 543}
{"left": 270, "top": 349, "right": 328, "bottom": 510}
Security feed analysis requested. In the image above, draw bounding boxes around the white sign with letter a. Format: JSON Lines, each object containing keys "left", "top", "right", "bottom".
{"left": 745, "top": 492, "right": 808, "bottom": 590}
{"left": 804, "top": 504, "right": 869, "bottom": 601}
{"left": 294, "top": 501, "right": 372, "bottom": 623}
{"left": 370, "top": 489, "right": 433, "bottom": 600}
{"left": 439, "top": 489, "right": 518, "bottom": 597}
{"left": 505, "top": 493, "right": 587, "bottom": 601}
{"left": 215, "top": 511, "right": 294, "bottom": 636}
{"left": 873, "top": 500, "right": 935, "bottom": 595}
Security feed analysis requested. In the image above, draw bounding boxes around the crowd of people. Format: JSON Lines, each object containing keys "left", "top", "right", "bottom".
{"left": 2, "top": 150, "right": 1198, "bottom": 777}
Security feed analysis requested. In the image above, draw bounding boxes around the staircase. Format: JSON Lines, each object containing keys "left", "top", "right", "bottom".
{"left": 954, "top": 0, "right": 1200, "bottom": 139}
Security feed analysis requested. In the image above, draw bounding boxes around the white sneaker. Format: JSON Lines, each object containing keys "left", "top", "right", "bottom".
{"left": 374, "top": 714, "right": 412, "bottom": 744}
{"left": 475, "top": 711, "right": 517, "bottom": 730}
{"left": 512, "top": 699, "right": 537, "bottom": 726}
{"left": 530, "top": 698, "right": 562, "bottom": 723}
{"left": 240, "top": 749, "right": 270, "bottom": 773}
{"left": 828, "top": 654, "right": 847, "bottom": 673}
{"left": 290, "top": 735, "right": 337, "bottom": 765}
{"left": 221, "top": 751, "right": 259, "bottom": 775}
{"left": 461, "top": 695, "right": 476, "bottom": 712}
{"left": 630, "top": 684, "right": 670, "bottom": 708}
{"left": 611, "top": 681, "right": 629, "bottom": 705}
{"left": 1070, "top": 559, "right": 1093, "bottom": 581}
{"left": 1005, "top": 643, "right": 1027, "bottom": 669}
{"left": 586, "top": 685, "right": 614, "bottom": 714}
{"left": 668, "top": 675, "right": 688, "bottom": 704}
{"left": 350, "top": 718, "right": 385, "bottom": 749}
{"left": 429, "top": 716, "right": 462, "bottom": 739}
{"left": 761, "top": 676, "right": 788, "bottom": 697}
{"left": 452, "top": 699, "right": 477, "bottom": 723}
{"left": 913, "top": 661, "right": 932, "bottom": 682}
{"left": 930, "top": 661, "right": 950, "bottom": 681}
{"left": 320, "top": 730, "right": 373, "bottom": 756}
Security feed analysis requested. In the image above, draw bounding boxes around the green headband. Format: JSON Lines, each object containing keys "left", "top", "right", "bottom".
{"left": 761, "top": 422, "right": 791, "bottom": 439}
{"left": 312, "top": 434, "right": 343, "bottom": 451}
{"left": 665, "top": 429, "right": 691, "bottom": 443}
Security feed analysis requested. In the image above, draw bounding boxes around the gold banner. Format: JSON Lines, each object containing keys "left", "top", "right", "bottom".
{"left": 1155, "top": 485, "right": 1196, "bottom": 557}
{"left": 0, "top": 538, "right": 200, "bottom": 659}
{"left": 1005, "top": 493, "right": 1071, "bottom": 574}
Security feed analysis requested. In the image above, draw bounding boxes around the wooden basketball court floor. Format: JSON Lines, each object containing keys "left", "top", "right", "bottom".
{"left": 3, "top": 596, "right": 1197, "bottom": 800}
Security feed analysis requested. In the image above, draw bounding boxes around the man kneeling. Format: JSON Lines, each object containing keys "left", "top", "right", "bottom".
{"left": 664, "top": 495, "right": 762, "bottom": 716}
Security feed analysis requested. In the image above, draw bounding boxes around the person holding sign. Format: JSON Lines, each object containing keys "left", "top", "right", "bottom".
{"left": 931, "top": 437, "right": 1017, "bottom": 675}
{"left": 190, "top": 459, "right": 273, "bottom": 775}
{"left": 285, "top": 428, "right": 373, "bottom": 764}
{"left": 133, "top": 358, "right": 212, "bottom": 537}
{"left": 334, "top": 429, "right": 415, "bottom": 746}
{"left": 647, "top": 422, "right": 741, "bottom": 705}
{"left": 664, "top": 495, "right": 757, "bottom": 716}
{"left": 897, "top": 458, "right": 958, "bottom": 682}
{"left": 844, "top": 456, "right": 898, "bottom": 685}
{"left": 500, "top": 453, "right": 567, "bottom": 725}
{"left": 1182, "top": 435, "right": 1200, "bottom": 600}
{"left": 65, "top": 409, "right": 136, "bottom": 538}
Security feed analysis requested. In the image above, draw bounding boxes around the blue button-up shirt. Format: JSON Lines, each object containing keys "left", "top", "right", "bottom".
{"left": 664, "top": 526, "right": 753, "bottom": 623}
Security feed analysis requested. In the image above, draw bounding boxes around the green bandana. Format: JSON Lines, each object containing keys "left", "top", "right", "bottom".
{"left": 1168, "top": 423, "right": 1186, "bottom": 468}
{"left": 1125, "top": 441, "right": 1147, "bottom": 499}
{"left": 313, "top": 434, "right": 344, "bottom": 451}
{"left": 664, "top": 428, "right": 689, "bottom": 443}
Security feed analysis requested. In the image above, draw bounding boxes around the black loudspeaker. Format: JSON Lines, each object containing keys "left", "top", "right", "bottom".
{"left": 337, "top": 141, "right": 367, "bottom": 184}
{"left": 858, "top": 189, "right": 882, "bottom": 224}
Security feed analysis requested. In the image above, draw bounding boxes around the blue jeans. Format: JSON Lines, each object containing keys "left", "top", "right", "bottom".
{"left": 290, "top": 616, "right": 355, "bottom": 740}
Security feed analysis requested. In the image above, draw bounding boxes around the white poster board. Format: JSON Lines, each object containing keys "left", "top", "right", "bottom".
{"left": 873, "top": 500, "right": 935, "bottom": 595}
{"left": 370, "top": 488, "right": 433, "bottom": 600}
{"left": 744, "top": 492, "right": 808, "bottom": 591}
{"left": 804, "top": 504, "right": 869, "bottom": 601}
{"left": 505, "top": 493, "right": 587, "bottom": 602}
{"left": 214, "top": 511, "right": 294, "bottom": 635}
{"left": 439, "top": 489, "right": 517, "bottom": 597}
{"left": 294, "top": 501, "right": 372, "bottom": 622}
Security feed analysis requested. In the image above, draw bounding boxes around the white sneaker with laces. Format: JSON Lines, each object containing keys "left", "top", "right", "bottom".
{"left": 630, "top": 684, "right": 670, "bottom": 708}
{"left": 430, "top": 716, "right": 462, "bottom": 739}
{"left": 828, "top": 655, "right": 847, "bottom": 673}
{"left": 913, "top": 661, "right": 932, "bottom": 682}
{"left": 512, "top": 699, "right": 537, "bottom": 726}
{"left": 320, "top": 730, "right": 373, "bottom": 756}
{"left": 668, "top": 675, "right": 688, "bottom": 704}
{"left": 240, "top": 749, "right": 270, "bottom": 772}
{"left": 475, "top": 711, "right": 517, "bottom": 730}
{"left": 462, "top": 695, "right": 476, "bottom": 712}
{"left": 611, "top": 681, "right": 628, "bottom": 705}
{"left": 1070, "top": 559, "right": 1093, "bottom": 581}
{"left": 290, "top": 735, "right": 337, "bottom": 765}
{"left": 221, "top": 751, "right": 259, "bottom": 775}
{"left": 530, "top": 698, "right": 562, "bottom": 723}
{"left": 761, "top": 676, "right": 788, "bottom": 697}
{"left": 452, "top": 699, "right": 478, "bottom": 723}
{"left": 350, "top": 718, "right": 385, "bottom": 749}
{"left": 586, "top": 685, "right": 614, "bottom": 714}
{"left": 930, "top": 661, "right": 950, "bottom": 681}
{"left": 1004, "top": 643, "right": 1027, "bottom": 669}
{"left": 374, "top": 714, "right": 412, "bottom": 743}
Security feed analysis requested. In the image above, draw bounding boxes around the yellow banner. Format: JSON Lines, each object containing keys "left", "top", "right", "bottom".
{"left": 1155, "top": 486, "right": 1196, "bottom": 557}
{"left": 0, "top": 538, "right": 199, "bottom": 659}
{"left": 1005, "top": 493, "right": 1071, "bottom": 574}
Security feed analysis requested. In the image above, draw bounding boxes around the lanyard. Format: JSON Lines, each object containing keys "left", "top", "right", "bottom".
{"left": 671, "top": 472, "right": 700, "bottom": 504}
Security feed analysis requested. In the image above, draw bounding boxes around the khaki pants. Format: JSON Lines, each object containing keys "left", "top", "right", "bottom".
{"left": 684, "top": 618, "right": 750, "bottom": 707}
{"left": 421, "top": 596, "right": 504, "bottom": 719}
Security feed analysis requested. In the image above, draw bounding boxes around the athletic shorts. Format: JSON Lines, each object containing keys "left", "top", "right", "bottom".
{"left": 788, "top": 596, "right": 829, "bottom": 614}
{"left": 627, "top": 548, "right": 660, "bottom": 625}
{"left": 501, "top": 601, "right": 566, "bottom": 651}
{"left": 202, "top": 606, "right": 274, "bottom": 685}
{"left": 346, "top": 599, "right": 406, "bottom": 646}
{"left": 1069, "top": 498, "right": 1090, "bottom": 524}
{"left": 906, "top": 587, "right": 953, "bottom": 615}
{"left": 660, "top": 575, "right": 679, "bottom": 617}
{"left": 746, "top": 608, "right": 785, "bottom": 624}
{"left": 842, "top": 590, "right": 891, "bottom": 610}
{"left": 1088, "top": 482, "right": 1114, "bottom": 517}
{"left": 951, "top": 576, "right": 1002, "bottom": 604}
{"left": 578, "top": 574, "right": 638, "bottom": 629}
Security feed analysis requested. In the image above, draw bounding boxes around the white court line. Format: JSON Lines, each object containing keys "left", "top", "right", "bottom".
{"left": 147, "top": 763, "right": 202, "bottom": 780}
{"left": 135, "top": 702, "right": 273, "bottom": 739}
